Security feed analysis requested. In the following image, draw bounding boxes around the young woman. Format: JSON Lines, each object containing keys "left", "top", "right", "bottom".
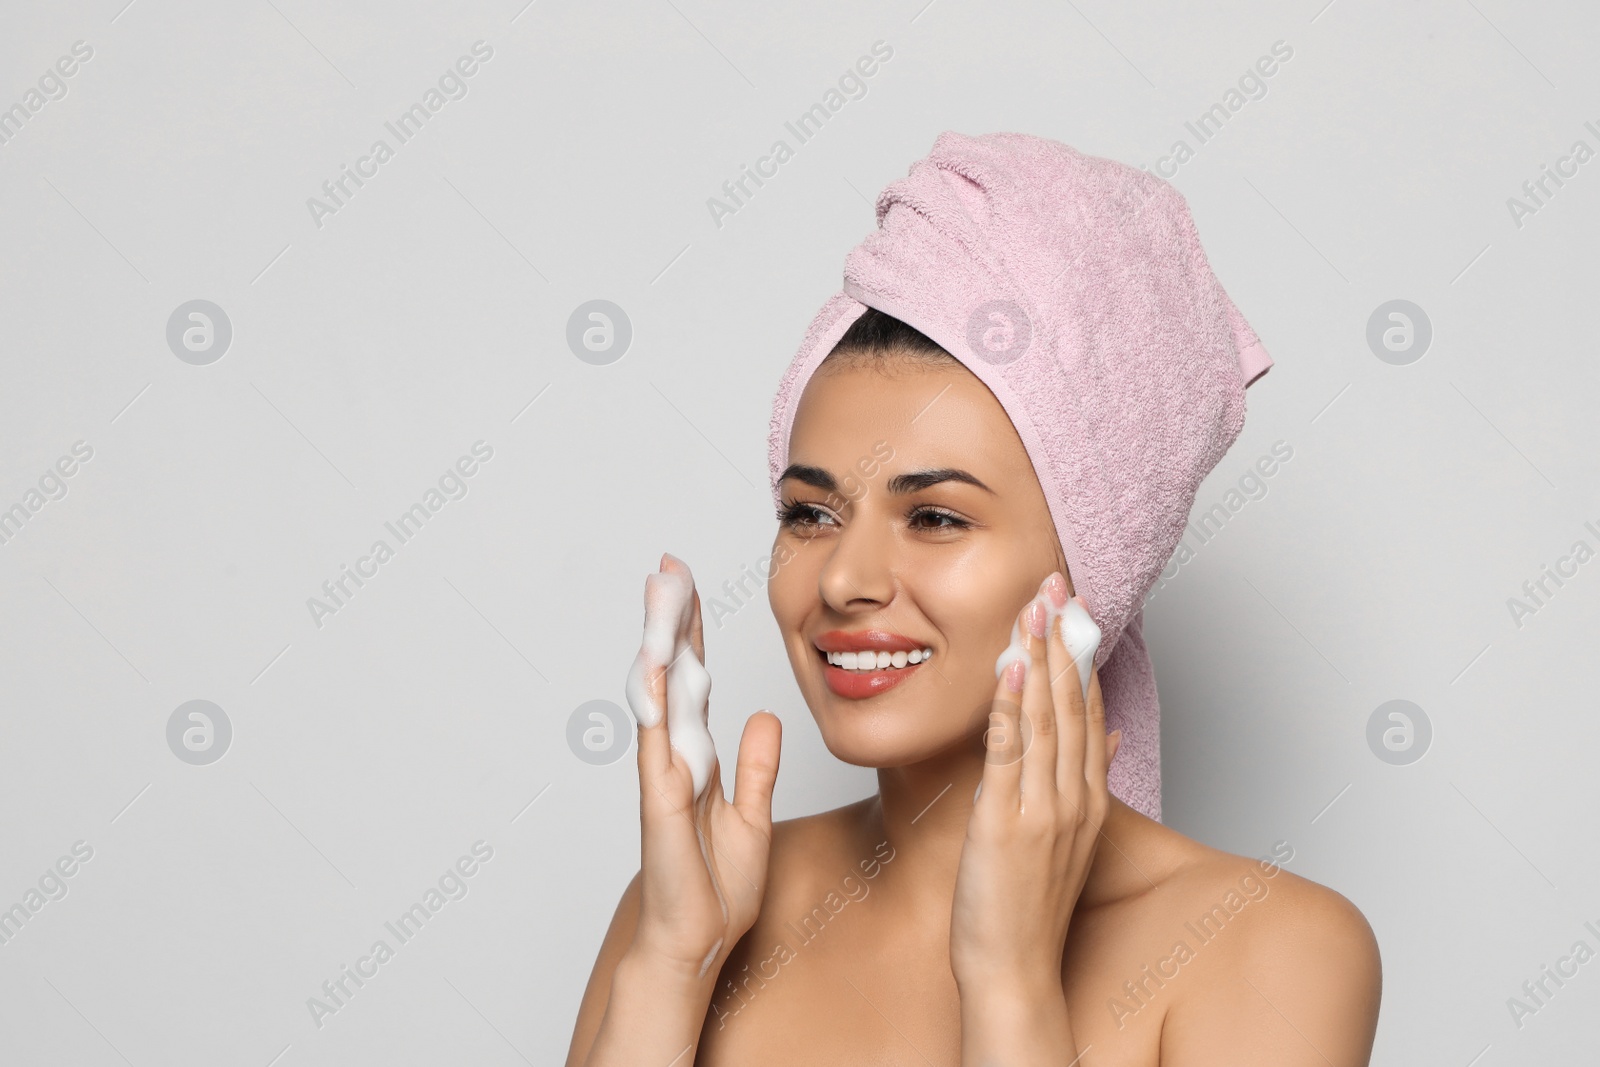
{"left": 566, "top": 135, "right": 1382, "bottom": 1065}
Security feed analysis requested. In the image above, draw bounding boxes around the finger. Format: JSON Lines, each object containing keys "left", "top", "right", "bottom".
{"left": 1017, "top": 591, "right": 1058, "bottom": 812}
{"left": 634, "top": 659, "right": 697, "bottom": 828}
{"left": 979, "top": 639, "right": 1028, "bottom": 813}
{"left": 626, "top": 571, "right": 677, "bottom": 787}
{"left": 628, "top": 573, "right": 699, "bottom": 835}
{"left": 633, "top": 657, "right": 672, "bottom": 786}
{"left": 1082, "top": 660, "right": 1113, "bottom": 795}
{"left": 1046, "top": 596, "right": 1099, "bottom": 801}
{"left": 634, "top": 658, "right": 712, "bottom": 907}
{"left": 731, "top": 711, "right": 782, "bottom": 832}
{"left": 689, "top": 586, "right": 706, "bottom": 666}
{"left": 640, "top": 561, "right": 718, "bottom": 803}
{"left": 660, "top": 552, "right": 706, "bottom": 666}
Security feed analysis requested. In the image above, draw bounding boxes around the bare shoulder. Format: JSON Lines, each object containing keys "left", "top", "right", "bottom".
{"left": 764, "top": 795, "right": 881, "bottom": 890}
{"left": 1157, "top": 842, "right": 1382, "bottom": 1065}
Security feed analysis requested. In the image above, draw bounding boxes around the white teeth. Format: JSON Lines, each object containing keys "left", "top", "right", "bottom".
{"left": 826, "top": 648, "right": 933, "bottom": 671}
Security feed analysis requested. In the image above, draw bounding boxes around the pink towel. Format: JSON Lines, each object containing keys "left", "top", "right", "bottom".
{"left": 765, "top": 131, "right": 1272, "bottom": 823}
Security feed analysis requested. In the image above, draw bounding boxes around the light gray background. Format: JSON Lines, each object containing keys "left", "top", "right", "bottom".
{"left": 1, "top": 0, "right": 1595, "bottom": 1063}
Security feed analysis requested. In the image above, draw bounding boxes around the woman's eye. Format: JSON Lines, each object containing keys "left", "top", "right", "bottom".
{"left": 778, "top": 502, "right": 834, "bottom": 529}
{"left": 909, "top": 507, "right": 969, "bottom": 530}
{"left": 779, "top": 502, "right": 968, "bottom": 532}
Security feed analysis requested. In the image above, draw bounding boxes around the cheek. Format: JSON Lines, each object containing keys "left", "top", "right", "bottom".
{"left": 915, "top": 556, "right": 1036, "bottom": 662}
{"left": 765, "top": 544, "right": 809, "bottom": 622}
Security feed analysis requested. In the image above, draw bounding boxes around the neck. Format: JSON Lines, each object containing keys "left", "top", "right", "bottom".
{"left": 856, "top": 743, "right": 1160, "bottom": 930}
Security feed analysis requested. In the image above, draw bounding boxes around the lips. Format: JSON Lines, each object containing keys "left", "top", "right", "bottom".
{"left": 813, "top": 629, "right": 933, "bottom": 700}
{"left": 814, "top": 630, "right": 926, "bottom": 654}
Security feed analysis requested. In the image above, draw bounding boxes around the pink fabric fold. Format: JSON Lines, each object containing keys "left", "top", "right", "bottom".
{"left": 766, "top": 132, "right": 1271, "bottom": 822}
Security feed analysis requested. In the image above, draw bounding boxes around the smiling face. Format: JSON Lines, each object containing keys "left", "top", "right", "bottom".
{"left": 768, "top": 351, "right": 1071, "bottom": 768}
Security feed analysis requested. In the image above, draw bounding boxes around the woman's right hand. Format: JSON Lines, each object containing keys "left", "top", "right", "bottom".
{"left": 627, "top": 553, "right": 783, "bottom": 987}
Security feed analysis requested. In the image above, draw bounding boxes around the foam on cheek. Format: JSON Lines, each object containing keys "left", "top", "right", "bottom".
{"left": 623, "top": 568, "right": 720, "bottom": 800}
{"left": 992, "top": 595, "right": 1101, "bottom": 706}
{"left": 980, "top": 595, "right": 1103, "bottom": 801}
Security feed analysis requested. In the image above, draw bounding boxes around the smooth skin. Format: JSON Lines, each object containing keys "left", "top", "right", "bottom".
{"left": 567, "top": 355, "right": 1381, "bottom": 1066}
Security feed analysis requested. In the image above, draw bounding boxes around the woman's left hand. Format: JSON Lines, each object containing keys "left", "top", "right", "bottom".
{"left": 948, "top": 572, "right": 1122, "bottom": 992}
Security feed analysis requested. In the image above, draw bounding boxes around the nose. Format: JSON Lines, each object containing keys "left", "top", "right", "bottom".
{"left": 817, "top": 508, "right": 896, "bottom": 614}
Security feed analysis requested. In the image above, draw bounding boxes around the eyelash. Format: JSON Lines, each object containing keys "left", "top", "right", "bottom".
{"left": 776, "top": 499, "right": 972, "bottom": 532}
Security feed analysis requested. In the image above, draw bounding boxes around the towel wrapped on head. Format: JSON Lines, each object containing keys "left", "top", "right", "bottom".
{"left": 766, "top": 131, "right": 1272, "bottom": 822}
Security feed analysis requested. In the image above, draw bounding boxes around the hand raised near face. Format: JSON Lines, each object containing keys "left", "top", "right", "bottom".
{"left": 949, "top": 572, "right": 1121, "bottom": 990}
{"left": 622, "top": 553, "right": 783, "bottom": 984}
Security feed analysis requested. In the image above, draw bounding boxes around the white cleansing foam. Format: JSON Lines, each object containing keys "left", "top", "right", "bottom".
{"left": 993, "top": 594, "right": 1101, "bottom": 707}
{"left": 981, "top": 593, "right": 1103, "bottom": 801}
{"left": 622, "top": 555, "right": 719, "bottom": 801}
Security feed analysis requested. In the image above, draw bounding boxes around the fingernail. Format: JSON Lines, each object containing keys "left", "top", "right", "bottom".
{"left": 1044, "top": 572, "right": 1068, "bottom": 609}
{"left": 1024, "top": 598, "right": 1047, "bottom": 639}
{"left": 1004, "top": 659, "right": 1026, "bottom": 692}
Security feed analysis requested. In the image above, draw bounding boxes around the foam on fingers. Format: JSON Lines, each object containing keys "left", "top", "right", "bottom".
{"left": 1058, "top": 598, "right": 1101, "bottom": 706}
{"left": 622, "top": 561, "right": 720, "bottom": 799}
{"left": 994, "top": 593, "right": 1100, "bottom": 706}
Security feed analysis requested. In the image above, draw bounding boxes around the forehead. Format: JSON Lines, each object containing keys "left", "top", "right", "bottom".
{"left": 788, "top": 359, "right": 1033, "bottom": 479}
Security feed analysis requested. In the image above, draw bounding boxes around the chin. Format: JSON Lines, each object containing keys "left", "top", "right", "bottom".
{"left": 806, "top": 692, "right": 979, "bottom": 770}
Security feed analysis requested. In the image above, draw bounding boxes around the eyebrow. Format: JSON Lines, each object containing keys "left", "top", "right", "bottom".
{"left": 779, "top": 464, "right": 994, "bottom": 496}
